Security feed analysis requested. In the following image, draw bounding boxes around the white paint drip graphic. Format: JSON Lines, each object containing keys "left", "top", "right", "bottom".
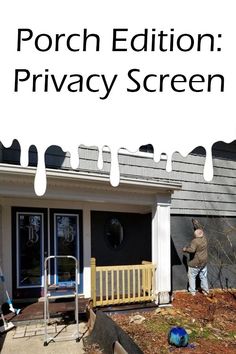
{"left": 4, "top": 140, "right": 228, "bottom": 196}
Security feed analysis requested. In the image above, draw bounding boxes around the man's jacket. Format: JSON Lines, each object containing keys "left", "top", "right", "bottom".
{"left": 185, "top": 231, "right": 208, "bottom": 268}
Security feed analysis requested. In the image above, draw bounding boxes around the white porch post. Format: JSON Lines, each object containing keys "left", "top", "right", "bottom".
{"left": 152, "top": 196, "right": 171, "bottom": 304}
{"left": 83, "top": 207, "right": 91, "bottom": 298}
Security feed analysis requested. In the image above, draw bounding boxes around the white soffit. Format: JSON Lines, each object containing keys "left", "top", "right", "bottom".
{"left": 0, "top": 164, "right": 181, "bottom": 203}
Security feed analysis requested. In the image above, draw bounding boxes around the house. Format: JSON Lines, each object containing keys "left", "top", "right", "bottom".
{"left": 0, "top": 140, "right": 235, "bottom": 306}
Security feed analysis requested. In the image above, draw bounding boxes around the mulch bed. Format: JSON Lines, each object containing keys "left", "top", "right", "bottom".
{"left": 110, "top": 290, "right": 236, "bottom": 353}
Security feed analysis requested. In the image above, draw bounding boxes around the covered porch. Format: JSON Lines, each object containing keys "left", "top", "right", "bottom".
{"left": 0, "top": 165, "right": 181, "bottom": 306}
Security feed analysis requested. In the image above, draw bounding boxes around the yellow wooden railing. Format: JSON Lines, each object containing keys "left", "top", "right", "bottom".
{"left": 90, "top": 258, "right": 156, "bottom": 307}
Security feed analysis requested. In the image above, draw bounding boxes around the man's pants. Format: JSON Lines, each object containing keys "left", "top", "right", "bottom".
{"left": 188, "top": 265, "right": 209, "bottom": 295}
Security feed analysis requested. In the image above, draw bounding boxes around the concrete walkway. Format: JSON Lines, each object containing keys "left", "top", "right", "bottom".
{"left": 1, "top": 322, "right": 87, "bottom": 354}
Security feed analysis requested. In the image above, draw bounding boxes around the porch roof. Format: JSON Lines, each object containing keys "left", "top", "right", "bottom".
{"left": 0, "top": 164, "right": 181, "bottom": 206}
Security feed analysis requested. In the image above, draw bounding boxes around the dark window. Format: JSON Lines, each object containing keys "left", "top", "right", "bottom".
{"left": 105, "top": 218, "right": 124, "bottom": 249}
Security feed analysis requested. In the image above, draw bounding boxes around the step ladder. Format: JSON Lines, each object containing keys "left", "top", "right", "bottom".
{"left": 43, "top": 255, "right": 80, "bottom": 346}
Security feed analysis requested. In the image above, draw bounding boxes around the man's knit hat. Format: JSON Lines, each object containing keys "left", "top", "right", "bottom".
{"left": 192, "top": 218, "right": 203, "bottom": 231}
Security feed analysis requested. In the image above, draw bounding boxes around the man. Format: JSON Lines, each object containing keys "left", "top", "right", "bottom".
{"left": 183, "top": 225, "right": 209, "bottom": 296}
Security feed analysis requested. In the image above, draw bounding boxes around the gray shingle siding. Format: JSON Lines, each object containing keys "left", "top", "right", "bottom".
{"left": 119, "top": 143, "right": 236, "bottom": 216}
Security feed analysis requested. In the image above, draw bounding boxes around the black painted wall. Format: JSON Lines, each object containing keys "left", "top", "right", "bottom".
{"left": 91, "top": 211, "right": 151, "bottom": 266}
{"left": 171, "top": 215, "right": 236, "bottom": 291}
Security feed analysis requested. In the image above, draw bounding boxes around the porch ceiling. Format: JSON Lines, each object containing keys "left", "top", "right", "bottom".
{"left": 0, "top": 164, "right": 181, "bottom": 205}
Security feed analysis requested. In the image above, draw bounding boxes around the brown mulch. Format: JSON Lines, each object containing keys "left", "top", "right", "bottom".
{"left": 110, "top": 290, "right": 236, "bottom": 354}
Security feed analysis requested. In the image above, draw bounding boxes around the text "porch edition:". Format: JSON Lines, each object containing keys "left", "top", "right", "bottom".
{"left": 14, "top": 28, "right": 225, "bottom": 99}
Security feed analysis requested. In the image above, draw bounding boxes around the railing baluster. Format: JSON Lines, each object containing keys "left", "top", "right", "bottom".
{"left": 142, "top": 266, "right": 145, "bottom": 298}
{"left": 111, "top": 269, "right": 114, "bottom": 302}
{"left": 100, "top": 270, "right": 103, "bottom": 304}
{"left": 148, "top": 267, "right": 151, "bottom": 297}
{"left": 122, "top": 269, "right": 125, "bottom": 301}
{"left": 127, "top": 269, "right": 130, "bottom": 302}
{"left": 117, "top": 269, "right": 120, "bottom": 303}
{"left": 133, "top": 268, "right": 135, "bottom": 301}
{"left": 106, "top": 270, "right": 108, "bottom": 303}
{"left": 137, "top": 268, "right": 140, "bottom": 299}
